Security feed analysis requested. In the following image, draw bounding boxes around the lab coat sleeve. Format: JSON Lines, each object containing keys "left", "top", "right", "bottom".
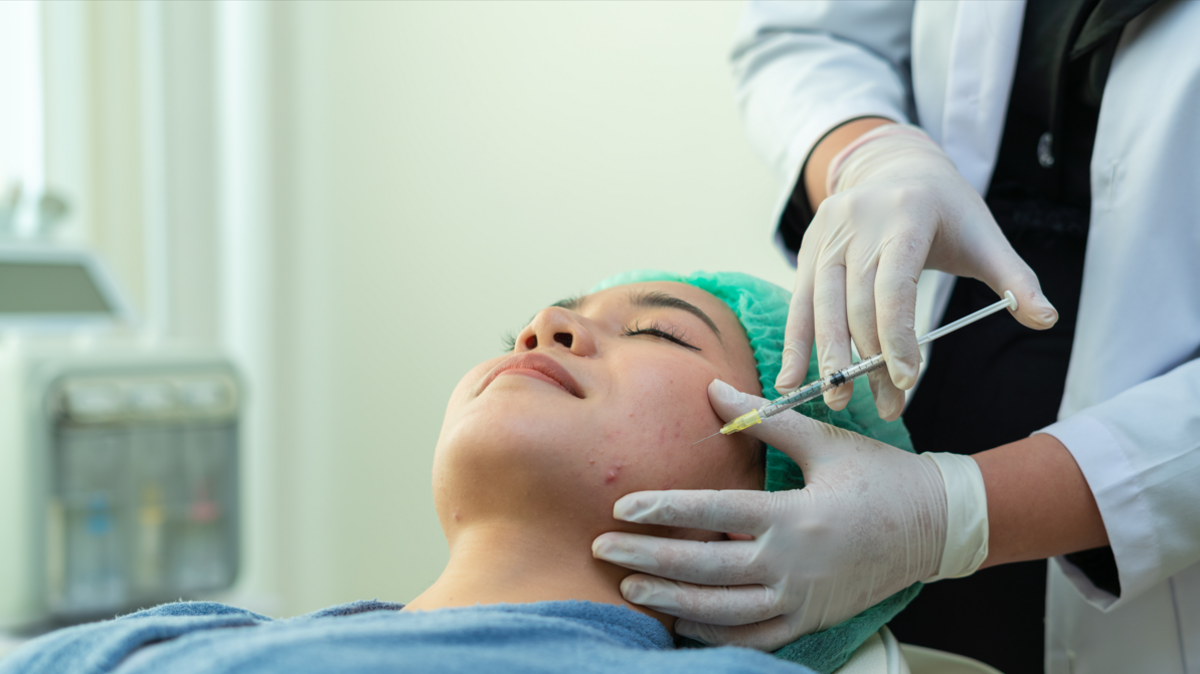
{"left": 730, "top": 0, "right": 916, "bottom": 197}
{"left": 1038, "top": 357, "right": 1200, "bottom": 611}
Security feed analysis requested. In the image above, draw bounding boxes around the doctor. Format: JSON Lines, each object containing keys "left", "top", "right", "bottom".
{"left": 592, "top": 2, "right": 1200, "bottom": 672}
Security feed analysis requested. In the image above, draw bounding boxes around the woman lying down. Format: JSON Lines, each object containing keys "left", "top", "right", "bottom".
{"left": 2, "top": 271, "right": 920, "bottom": 674}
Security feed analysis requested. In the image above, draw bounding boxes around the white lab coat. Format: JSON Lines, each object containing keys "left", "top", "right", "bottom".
{"left": 731, "top": 1, "right": 1200, "bottom": 672}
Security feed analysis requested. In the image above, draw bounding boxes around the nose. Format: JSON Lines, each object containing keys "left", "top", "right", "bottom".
{"left": 516, "top": 307, "right": 598, "bottom": 357}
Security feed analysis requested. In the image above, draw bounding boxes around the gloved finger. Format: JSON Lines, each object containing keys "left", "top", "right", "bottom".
{"left": 708, "top": 379, "right": 856, "bottom": 465}
{"left": 845, "top": 249, "right": 905, "bottom": 421}
{"left": 874, "top": 229, "right": 928, "bottom": 390}
{"left": 675, "top": 615, "right": 797, "bottom": 651}
{"left": 620, "top": 575, "right": 781, "bottom": 626}
{"left": 779, "top": 254, "right": 817, "bottom": 393}
{"left": 593, "top": 533, "right": 767, "bottom": 585}
{"left": 974, "top": 236, "right": 1058, "bottom": 331}
{"left": 864, "top": 368, "right": 905, "bottom": 421}
{"left": 607, "top": 488, "right": 772, "bottom": 536}
{"left": 812, "top": 258, "right": 853, "bottom": 410}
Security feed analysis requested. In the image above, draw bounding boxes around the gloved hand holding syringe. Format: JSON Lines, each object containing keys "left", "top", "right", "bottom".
{"left": 694, "top": 290, "right": 1016, "bottom": 445}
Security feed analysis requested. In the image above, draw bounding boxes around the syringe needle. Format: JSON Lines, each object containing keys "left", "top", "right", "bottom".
{"left": 692, "top": 430, "right": 723, "bottom": 446}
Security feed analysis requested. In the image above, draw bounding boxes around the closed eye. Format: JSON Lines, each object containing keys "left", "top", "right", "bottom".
{"left": 622, "top": 321, "right": 700, "bottom": 351}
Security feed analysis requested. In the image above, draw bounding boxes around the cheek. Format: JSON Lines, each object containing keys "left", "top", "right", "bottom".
{"left": 598, "top": 357, "right": 745, "bottom": 491}
{"left": 612, "top": 358, "right": 715, "bottom": 433}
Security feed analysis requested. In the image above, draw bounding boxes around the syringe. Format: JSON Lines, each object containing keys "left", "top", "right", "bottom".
{"left": 694, "top": 290, "right": 1017, "bottom": 444}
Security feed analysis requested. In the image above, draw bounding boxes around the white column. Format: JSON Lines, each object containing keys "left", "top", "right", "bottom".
{"left": 215, "top": 0, "right": 280, "bottom": 615}
{"left": 0, "top": 0, "right": 45, "bottom": 237}
{"left": 138, "top": 0, "right": 170, "bottom": 340}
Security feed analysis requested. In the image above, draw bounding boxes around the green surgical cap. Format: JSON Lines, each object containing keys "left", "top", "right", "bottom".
{"left": 591, "top": 269, "right": 920, "bottom": 674}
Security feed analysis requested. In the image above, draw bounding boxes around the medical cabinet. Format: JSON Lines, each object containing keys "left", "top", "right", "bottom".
{"left": 0, "top": 246, "right": 243, "bottom": 631}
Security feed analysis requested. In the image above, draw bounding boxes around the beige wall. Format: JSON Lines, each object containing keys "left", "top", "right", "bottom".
{"left": 57, "top": 1, "right": 791, "bottom": 617}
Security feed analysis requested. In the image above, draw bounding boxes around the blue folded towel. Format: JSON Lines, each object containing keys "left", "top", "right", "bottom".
{"left": 0, "top": 600, "right": 817, "bottom": 674}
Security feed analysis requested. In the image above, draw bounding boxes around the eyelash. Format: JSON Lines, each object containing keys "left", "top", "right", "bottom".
{"left": 622, "top": 321, "right": 700, "bottom": 351}
{"left": 501, "top": 331, "right": 517, "bottom": 352}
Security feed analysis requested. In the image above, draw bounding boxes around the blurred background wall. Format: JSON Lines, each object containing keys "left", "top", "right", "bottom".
{"left": 9, "top": 0, "right": 788, "bottom": 617}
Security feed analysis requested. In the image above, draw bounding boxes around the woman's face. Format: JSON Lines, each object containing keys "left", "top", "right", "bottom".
{"left": 433, "top": 281, "right": 764, "bottom": 538}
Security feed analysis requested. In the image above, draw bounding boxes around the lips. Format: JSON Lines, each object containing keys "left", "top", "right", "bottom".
{"left": 481, "top": 352, "right": 585, "bottom": 399}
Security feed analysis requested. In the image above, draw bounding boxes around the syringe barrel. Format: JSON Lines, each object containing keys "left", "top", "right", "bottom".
{"left": 759, "top": 356, "right": 888, "bottom": 421}
{"left": 760, "top": 381, "right": 823, "bottom": 418}
{"left": 837, "top": 355, "right": 888, "bottom": 382}
{"left": 716, "top": 293, "right": 1014, "bottom": 437}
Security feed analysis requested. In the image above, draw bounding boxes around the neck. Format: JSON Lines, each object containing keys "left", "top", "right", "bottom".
{"left": 404, "top": 518, "right": 675, "bottom": 633}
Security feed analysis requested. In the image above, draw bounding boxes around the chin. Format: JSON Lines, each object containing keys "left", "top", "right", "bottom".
{"left": 442, "top": 388, "right": 590, "bottom": 453}
{"left": 433, "top": 400, "right": 606, "bottom": 517}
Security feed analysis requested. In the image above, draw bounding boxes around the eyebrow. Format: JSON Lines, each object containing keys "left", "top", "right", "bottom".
{"left": 629, "top": 290, "right": 722, "bottom": 343}
{"left": 546, "top": 290, "right": 722, "bottom": 343}
{"left": 551, "top": 295, "right": 585, "bottom": 311}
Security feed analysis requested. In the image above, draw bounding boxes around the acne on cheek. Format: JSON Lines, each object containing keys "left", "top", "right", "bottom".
{"left": 596, "top": 422, "right": 700, "bottom": 489}
{"left": 598, "top": 461, "right": 682, "bottom": 489}
{"left": 595, "top": 371, "right": 724, "bottom": 488}
{"left": 603, "top": 463, "right": 625, "bottom": 486}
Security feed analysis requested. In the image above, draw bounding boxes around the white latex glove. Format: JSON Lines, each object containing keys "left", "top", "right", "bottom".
{"left": 592, "top": 379, "right": 988, "bottom": 650}
{"left": 781, "top": 123, "right": 1059, "bottom": 419}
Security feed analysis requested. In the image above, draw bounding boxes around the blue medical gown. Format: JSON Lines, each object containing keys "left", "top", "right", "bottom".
{"left": 1, "top": 599, "right": 815, "bottom": 674}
